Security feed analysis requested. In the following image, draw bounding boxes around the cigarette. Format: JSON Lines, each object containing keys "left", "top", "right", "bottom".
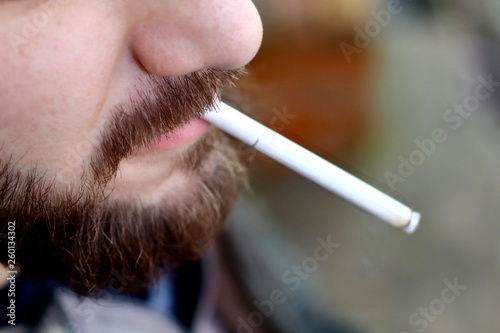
{"left": 203, "top": 101, "right": 421, "bottom": 234}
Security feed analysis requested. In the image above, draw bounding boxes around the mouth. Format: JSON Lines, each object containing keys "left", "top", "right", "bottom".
{"left": 144, "top": 118, "right": 211, "bottom": 152}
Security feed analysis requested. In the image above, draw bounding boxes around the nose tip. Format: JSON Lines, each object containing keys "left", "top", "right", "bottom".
{"left": 210, "top": 4, "right": 263, "bottom": 70}
{"left": 130, "top": 1, "right": 263, "bottom": 77}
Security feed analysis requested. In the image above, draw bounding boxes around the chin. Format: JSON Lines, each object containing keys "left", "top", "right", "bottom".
{"left": 0, "top": 128, "right": 248, "bottom": 296}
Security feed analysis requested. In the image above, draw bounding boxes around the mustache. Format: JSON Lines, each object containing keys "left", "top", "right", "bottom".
{"left": 90, "top": 67, "right": 245, "bottom": 185}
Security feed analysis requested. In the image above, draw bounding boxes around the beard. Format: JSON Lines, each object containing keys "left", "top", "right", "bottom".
{"left": 0, "top": 68, "right": 248, "bottom": 296}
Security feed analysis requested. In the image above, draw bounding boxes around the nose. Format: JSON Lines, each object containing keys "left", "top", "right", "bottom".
{"left": 129, "top": 0, "right": 263, "bottom": 77}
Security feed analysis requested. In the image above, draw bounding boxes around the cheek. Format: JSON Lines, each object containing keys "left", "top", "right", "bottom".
{"left": 0, "top": 15, "right": 118, "bottom": 182}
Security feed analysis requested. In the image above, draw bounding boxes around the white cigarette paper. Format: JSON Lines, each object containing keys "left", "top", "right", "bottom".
{"left": 203, "top": 101, "right": 421, "bottom": 234}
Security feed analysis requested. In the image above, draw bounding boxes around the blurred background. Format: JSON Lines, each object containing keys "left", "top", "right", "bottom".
{"left": 224, "top": 0, "right": 500, "bottom": 332}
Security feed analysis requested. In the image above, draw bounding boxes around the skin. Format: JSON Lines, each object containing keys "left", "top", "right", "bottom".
{"left": 0, "top": 0, "right": 262, "bottom": 290}
{"left": 0, "top": 0, "right": 262, "bottom": 196}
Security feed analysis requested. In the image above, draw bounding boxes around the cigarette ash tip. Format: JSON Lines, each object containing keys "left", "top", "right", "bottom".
{"left": 402, "top": 211, "right": 421, "bottom": 234}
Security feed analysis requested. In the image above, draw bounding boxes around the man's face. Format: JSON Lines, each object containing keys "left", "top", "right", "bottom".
{"left": 0, "top": 0, "right": 262, "bottom": 294}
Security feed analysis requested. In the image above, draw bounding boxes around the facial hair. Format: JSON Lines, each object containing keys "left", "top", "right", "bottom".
{"left": 0, "top": 68, "right": 248, "bottom": 296}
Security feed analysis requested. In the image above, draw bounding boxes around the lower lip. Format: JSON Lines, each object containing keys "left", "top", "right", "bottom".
{"left": 146, "top": 118, "right": 210, "bottom": 151}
